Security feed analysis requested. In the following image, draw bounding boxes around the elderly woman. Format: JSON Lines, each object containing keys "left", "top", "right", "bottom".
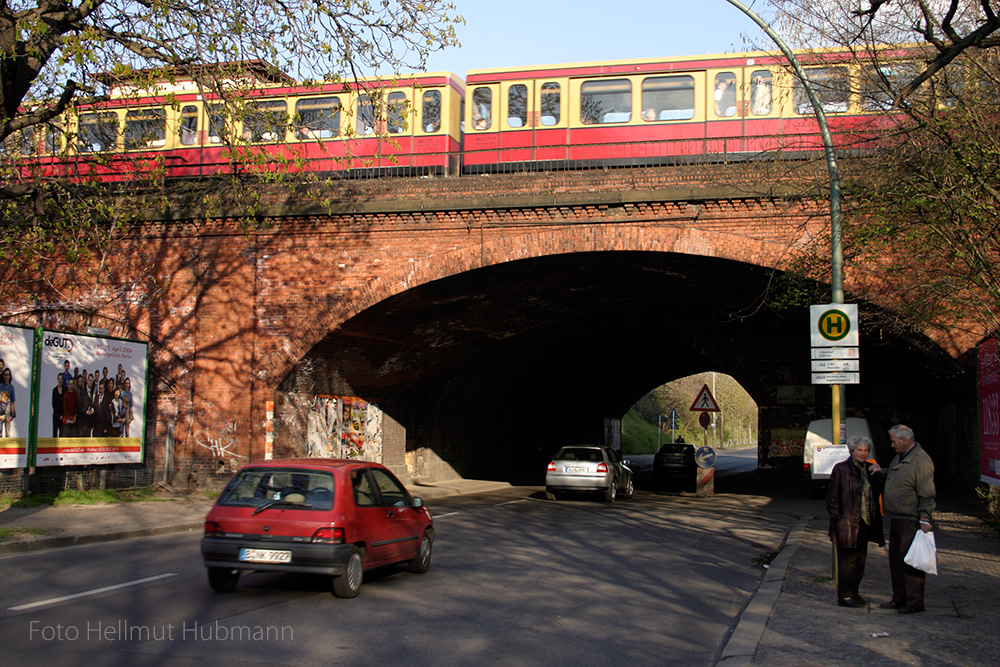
{"left": 827, "top": 435, "right": 885, "bottom": 607}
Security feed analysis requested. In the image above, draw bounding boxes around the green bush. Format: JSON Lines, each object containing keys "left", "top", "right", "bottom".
{"left": 977, "top": 484, "right": 1000, "bottom": 537}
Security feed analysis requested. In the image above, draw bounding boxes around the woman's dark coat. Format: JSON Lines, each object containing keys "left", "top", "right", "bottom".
{"left": 826, "top": 457, "right": 885, "bottom": 548}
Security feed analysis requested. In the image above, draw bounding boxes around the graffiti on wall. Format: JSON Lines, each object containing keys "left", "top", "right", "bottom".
{"left": 307, "top": 395, "right": 383, "bottom": 462}
{"left": 194, "top": 418, "right": 247, "bottom": 472}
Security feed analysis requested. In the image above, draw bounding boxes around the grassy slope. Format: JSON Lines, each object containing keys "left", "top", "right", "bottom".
{"left": 621, "top": 408, "right": 664, "bottom": 455}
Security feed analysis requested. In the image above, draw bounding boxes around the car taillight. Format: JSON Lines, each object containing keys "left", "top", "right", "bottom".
{"left": 547, "top": 462, "right": 556, "bottom": 472}
{"left": 312, "top": 527, "right": 345, "bottom": 544}
{"left": 803, "top": 463, "right": 811, "bottom": 474}
{"left": 204, "top": 520, "right": 223, "bottom": 537}
{"left": 596, "top": 462, "right": 608, "bottom": 473}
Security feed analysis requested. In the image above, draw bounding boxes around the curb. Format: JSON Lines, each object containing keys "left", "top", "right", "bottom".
{"left": 0, "top": 521, "right": 204, "bottom": 555}
{"left": 716, "top": 515, "right": 814, "bottom": 666}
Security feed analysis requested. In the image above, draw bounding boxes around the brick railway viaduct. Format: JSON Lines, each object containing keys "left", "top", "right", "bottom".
{"left": 5, "top": 159, "right": 981, "bottom": 494}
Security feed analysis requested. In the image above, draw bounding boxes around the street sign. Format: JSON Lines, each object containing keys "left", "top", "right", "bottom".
{"left": 669, "top": 409, "right": 678, "bottom": 430}
{"left": 699, "top": 411, "right": 711, "bottom": 428}
{"left": 811, "top": 372, "right": 860, "bottom": 385}
{"left": 811, "top": 359, "right": 860, "bottom": 373}
{"left": 690, "top": 384, "right": 720, "bottom": 412}
{"left": 695, "top": 445, "right": 716, "bottom": 468}
{"left": 811, "top": 347, "right": 859, "bottom": 360}
{"left": 810, "top": 304, "right": 859, "bottom": 347}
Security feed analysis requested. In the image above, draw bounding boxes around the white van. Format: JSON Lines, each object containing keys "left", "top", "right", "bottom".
{"left": 802, "top": 417, "right": 872, "bottom": 495}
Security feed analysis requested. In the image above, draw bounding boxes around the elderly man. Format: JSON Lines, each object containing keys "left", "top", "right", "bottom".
{"left": 880, "top": 424, "right": 936, "bottom": 614}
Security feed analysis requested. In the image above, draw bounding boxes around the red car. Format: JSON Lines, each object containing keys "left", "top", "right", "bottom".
{"left": 201, "top": 458, "right": 433, "bottom": 598}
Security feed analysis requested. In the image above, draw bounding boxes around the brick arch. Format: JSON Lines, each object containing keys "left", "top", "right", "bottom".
{"left": 270, "top": 220, "right": 823, "bottom": 387}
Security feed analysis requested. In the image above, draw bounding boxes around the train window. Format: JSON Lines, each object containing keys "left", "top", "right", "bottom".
{"left": 244, "top": 100, "right": 287, "bottom": 142}
{"left": 43, "top": 120, "right": 62, "bottom": 154}
{"left": 387, "top": 92, "right": 407, "bottom": 134}
{"left": 2, "top": 128, "right": 34, "bottom": 156}
{"left": 581, "top": 79, "right": 632, "bottom": 124}
{"left": 357, "top": 95, "right": 376, "bottom": 135}
{"left": 16, "top": 128, "right": 34, "bottom": 155}
{"left": 749, "top": 71, "right": 773, "bottom": 115}
{"left": 124, "top": 108, "right": 166, "bottom": 150}
{"left": 640, "top": 75, "right": 694, "bottom": 121}
{"left": 208, "top": 104, "right": 223, "bottom": 143}
{"left": 422, "top": 91, "right": 441, "bottom": 132}
{"left": 77, "top": 112, "right": 118, "bottom": 152}
{"left": 859, "top": 63, "right": 921, "bottom": 111}
{"left": 508, "top": 84, "right": 527, "bottom": 128}
{"left": 714, "top": 73, "right": 737, "bottom": 117}
{"left": 296, "top": 96, "right": 340, "bottom": 139}
{"left": 179, "top": 105, "right": 198, "bottom": 146}
{"left": 472, "top": 87, "right": 491, "bottom": 130}
{"left": 795, "top": 66, "right": 851, "bottom": 114}
{"left": 540, "top": 82, "right": 560, "bottom": 125}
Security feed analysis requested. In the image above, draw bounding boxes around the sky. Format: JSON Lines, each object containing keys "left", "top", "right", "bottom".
{"left": 421, "top": 1, "right": 774, "bottom": 75}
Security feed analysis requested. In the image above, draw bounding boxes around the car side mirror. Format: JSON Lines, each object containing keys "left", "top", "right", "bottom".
{"left": 411, "top": 497, "right": 424, "bottom": 508}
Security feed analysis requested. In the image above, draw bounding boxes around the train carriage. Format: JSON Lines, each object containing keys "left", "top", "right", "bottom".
{"left": 462, "top": 48, "right": 916, "bottom": 173}
{"left": 8, "top": 62, "right": 465, "bottom": 185}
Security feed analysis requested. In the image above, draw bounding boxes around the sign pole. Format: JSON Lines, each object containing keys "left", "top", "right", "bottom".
{"left": 726, "top": 0, "right": 845, "bottom": 444}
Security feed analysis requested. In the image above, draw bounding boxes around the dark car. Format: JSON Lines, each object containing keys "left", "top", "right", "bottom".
{"left": 545, "top": 445, "right": 633, "bottom": 502}
{"left": 654, "top": 442, "right": 696, "bottom": 489}
{"left": 201, "top": 458, "right": 433, "bottom": 598}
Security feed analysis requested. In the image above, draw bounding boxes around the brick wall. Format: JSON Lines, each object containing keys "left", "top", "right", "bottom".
{"left": 0, "top": 164, "right": 978, "bottom": 494}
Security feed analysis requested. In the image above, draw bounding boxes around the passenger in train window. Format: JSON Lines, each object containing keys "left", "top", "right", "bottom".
{"left": 472, "top": 87, "right": 492, "bottom": 130}
{"left": 714, "top": 74, "right": 737, "bottom": 117}
{"left": 642, "top": 107, "right": 657, "bottom": 121}
{"left": 179, "top": 106, "right": 198, "bottom": 146}
{"left": 750, "top": 72, "right": 772, "bottom": 116}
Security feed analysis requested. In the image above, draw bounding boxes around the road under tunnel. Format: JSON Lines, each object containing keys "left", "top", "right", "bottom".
{"left": 277, "top": 250, "right": 968, "bottom": 483}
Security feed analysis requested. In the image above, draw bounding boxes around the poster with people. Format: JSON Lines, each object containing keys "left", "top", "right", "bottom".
{"left": 35, "top": 331, "right": 148, "bottom": 466}
{"left": 0, "top": 325, "right": 36, "bottom": 468}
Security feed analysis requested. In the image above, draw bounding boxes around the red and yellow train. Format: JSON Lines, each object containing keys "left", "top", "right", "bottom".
{"left": 6, "top": 48, "right": 918, "bottom": 182}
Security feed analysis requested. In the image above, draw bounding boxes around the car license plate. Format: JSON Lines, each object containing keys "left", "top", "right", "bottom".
{"left": 564, "top": 465, "right": 587, "bottom": 472}
{"left": 239, "top": 548, "right": 292, "bottom": 564}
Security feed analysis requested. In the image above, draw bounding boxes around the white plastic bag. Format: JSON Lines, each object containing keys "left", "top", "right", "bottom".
{"left": 904, "top": 530, "right": 938, "bottom": 575}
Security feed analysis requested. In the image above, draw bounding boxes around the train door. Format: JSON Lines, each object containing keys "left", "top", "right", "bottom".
{"left": 384, "top": 89, "right": 413, "bottom": 166}
{"left": 500, "top": 80, "right": 533, "bottom": 163}
{"left": 743, "top": 66, "right": 780, "bottom": 152}
{"left": 706, "top": 68, "right": 743, "bottom": 154}
{"left": 464, "top": 83, "right": 500, "bottom": 169}
{"left": 533, "top": 79, "right": 568, "bottom": 163}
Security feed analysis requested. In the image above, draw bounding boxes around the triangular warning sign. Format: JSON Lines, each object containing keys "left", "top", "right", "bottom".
{"left": 689, "top": 384, "right": 720, "bottom": 412}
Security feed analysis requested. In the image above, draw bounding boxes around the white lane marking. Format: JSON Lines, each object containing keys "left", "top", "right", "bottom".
{"left": 431, "top": 511, "right": 461, "bottom": 519}
{"left": 493, "top": 499, "right": 527, "bottom": 507}
{"left": 9, "top": 572, "right": 178, "bottom": 611}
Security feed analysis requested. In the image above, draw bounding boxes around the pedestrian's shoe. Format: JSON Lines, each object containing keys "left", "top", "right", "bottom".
{"left": 851, "top": 595, "right": 867, "bottom": 606}
{"left": 838, "top": 597, "right": 865, "bottom": 608}
{"left": 879, "top": 600, "right": 905, "bottom": 609}
{"left": 897, "top": 605, "right": 925, "bottom": 614}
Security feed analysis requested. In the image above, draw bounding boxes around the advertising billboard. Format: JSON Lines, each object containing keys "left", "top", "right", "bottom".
{"left": 979, "top": 337, "right": 1000, "bottom": 486}
{"left": 0, "top": 325, "right": 37, "bottom": 468}
{"left": 36, "top": 331, "right": 148, "bottom": 466}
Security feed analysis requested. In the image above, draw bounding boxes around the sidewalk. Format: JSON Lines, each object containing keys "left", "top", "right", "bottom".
{"left": 1, "top": 484, "right": 997, "bottom": 666}
{"left": 732, "top": 498, "right": 1000, "bottom": 666}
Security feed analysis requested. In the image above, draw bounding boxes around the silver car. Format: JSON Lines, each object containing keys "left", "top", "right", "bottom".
{"left": 545, "top": 445, "right": 634, "bottom": 502}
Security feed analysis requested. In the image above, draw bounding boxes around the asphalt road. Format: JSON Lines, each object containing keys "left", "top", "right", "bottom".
{"left": 0, "top": 473, "right": 791, "bottom": 667}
